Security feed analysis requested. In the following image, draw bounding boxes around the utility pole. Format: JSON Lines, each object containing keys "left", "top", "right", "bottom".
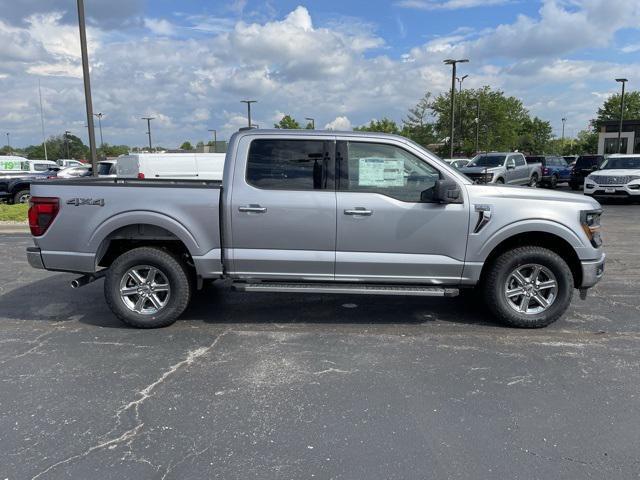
{"left": 305, "top": 117, "right": 315, "bottom": 129}
{"left": 561, "top": 117, "right": 566, "bottom": 150}
{"left": 76, "top": 0, "right": 98, "bottom": 175}
{"left": 38, "top": 80, "right": 48, "bottom": 160}
{"left": 615, "top": 78, "right": 628, "bottom": 154}
{"left": 142, "top": 117, "right": 155, "bottom": 151}
{"left": 475, "top": 98, "right": 480, "bottom": 154}
{"left": 5, "top": 132, "right": 9, "bottom": 154}
{"left": 456, "top": 75, "right": 468, "bottom": 150}
{"left": 208, "top": 129, "right": 217, "bottom": 152}
{"left": 94, "top": 112, "right": 104, "bottom": 154}
{"left": 444, "top": 59, "right": 469, "bottom": 158}
{"left": 241, "top": 100, "right": 257, "bottom": 128}
{"left": 64, "top": 130, "right": 71, "bottom": 158}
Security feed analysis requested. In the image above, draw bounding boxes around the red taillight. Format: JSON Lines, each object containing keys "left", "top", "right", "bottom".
{"left": 28, "top": 197, "right": 59, "bottom": 236}
{"left": 137, "top": 172, "right": 145, "bottom": 179}
{"left": 542, "top": 167, "right": 549, "bottom": 175}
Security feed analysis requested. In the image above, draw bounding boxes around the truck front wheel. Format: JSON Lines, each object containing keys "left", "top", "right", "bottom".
{"left": 482, "top": 246, "right": 573, "bottom": 328}
{"left": 104, "top": 247, "right": 192, "bottom": 328}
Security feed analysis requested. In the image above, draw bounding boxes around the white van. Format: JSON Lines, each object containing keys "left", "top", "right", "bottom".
{"left": 116, "top": 153, "right": 225, "bottom": 180}
{"left": 22, "top": 159, "right": 59, "bottom": 172}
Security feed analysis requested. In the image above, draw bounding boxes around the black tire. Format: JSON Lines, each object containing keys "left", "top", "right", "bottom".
{"left": 13, "top": 189, "right": 31, "bottom": 204}
{"left": 104, "top": 247, "right": 192, "bottom": 328}
{"left": 529, "top": 174, "right": 538, "bottom": 188}
{"left": 482, "top": 246, "right": 574, "bottom": 328}
{"left": 495, "top": 178, "right": 505, "bottom": 184}
{"left": 549, "top": 174, "right": 558, "bottom": 189}
{"left": 569, "top": 182, "right": 580, "bottom": 191}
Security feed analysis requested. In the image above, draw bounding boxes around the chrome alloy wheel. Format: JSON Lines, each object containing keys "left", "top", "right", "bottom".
{"left": 504, "top": 263, "right": 558, "bottom": 315}
{"left": 119, "top": 265, "right": 170, "bottom": 315}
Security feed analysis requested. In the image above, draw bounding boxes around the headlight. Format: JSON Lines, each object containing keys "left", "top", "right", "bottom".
{"left": 580, "top": 210, "right": 602, "bottom": 248}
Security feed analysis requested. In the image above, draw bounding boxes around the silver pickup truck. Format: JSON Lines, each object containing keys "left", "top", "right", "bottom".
{"left": 460, "top": 152, "right": 542, "bottom": 187}
{"left": 26, "top": 130, "right": 605, "bottom": 329}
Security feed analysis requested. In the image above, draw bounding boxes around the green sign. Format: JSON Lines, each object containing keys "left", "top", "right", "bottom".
{"left": 0, "top": 160, "right": 21, "bottom": 171}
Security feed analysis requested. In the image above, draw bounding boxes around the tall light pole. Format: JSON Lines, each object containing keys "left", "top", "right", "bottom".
{"left": 474, "top": 98, "right": 480, "bottom": 154}
{"left": 94, "top": 112, "right": 104, "bottom": 153}
{"left": 305, "top": 117, "right": 315, "bottom": 129}
{"left": 64, "top": 130, "right": 71, "bottom": 158}
{"left": 561, "top": 117, "right": 567, "bottom": 148}
{"left": 456, "top": 74, "right": 468, "bottom": 150}
{"left": 208, "top": 129, "right": 217, "bottom": 152}
{"left": 38, "top": 79, "right": 48, "bottom": 160}
{"left": 142, "top": 117, "right": 154, "bottom": 151}
{"left": 615, "top": 78, "right": 628, "bottom": 154}
{"left": 76, "top": 0, "right": 98, "bottom": 175}
{"left": 241, "top": 100, "right": 257, "bottom": 128}
{"left": 5, "top": 132, "right": 9, "bottom": 154}
{"left": 444, "top": 59, "right": 469, "bottom": 158}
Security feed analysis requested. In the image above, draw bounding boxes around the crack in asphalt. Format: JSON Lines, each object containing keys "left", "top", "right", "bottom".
{"left": 30, "top": 329, "right": 230, "bottom": 480}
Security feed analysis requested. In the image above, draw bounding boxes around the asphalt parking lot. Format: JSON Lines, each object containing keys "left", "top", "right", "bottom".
{"left": 1, "top": 199, "right": 639, "bottom": 479}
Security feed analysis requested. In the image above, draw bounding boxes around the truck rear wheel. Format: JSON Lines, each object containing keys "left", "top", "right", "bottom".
{"left": 13, "top": 189, "right": 31, "bottom": 204}
{"left": 104, "top": 247, "right": 192, "bottom": 328}
{"left": 482, "top": 246, "right": 573, "bottom": 328}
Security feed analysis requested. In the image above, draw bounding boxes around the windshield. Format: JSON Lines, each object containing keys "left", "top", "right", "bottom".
{"left": 600, "top": 157, "right": 640, "bottom": 170}
{"left": 98, "top": 162, "right": 114, "bottom": 175}
{"left": 468, "top": 155, "right": 506, "bottom": 167}
{"left": 576, "top": 156, "right": 602, "bottom": 168}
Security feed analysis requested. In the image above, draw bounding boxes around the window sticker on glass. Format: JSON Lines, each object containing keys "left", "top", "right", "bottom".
{"left": 358, "top": 157, "right": 404, "bottom": 187}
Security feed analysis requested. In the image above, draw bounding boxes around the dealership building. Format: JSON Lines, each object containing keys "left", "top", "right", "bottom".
{"left": 597, "top": 119, "right": 640, "bottom": 155}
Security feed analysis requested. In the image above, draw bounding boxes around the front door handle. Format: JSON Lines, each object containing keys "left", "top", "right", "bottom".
{"left": 344, "top": 208, "right": 373, "bottom": 216}
{"left": 239, "top": 205, "right": 267, "bottom": 213}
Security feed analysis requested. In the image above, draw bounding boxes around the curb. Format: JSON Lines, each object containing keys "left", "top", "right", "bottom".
{"left": 0, "top": 223, "right": 29, "bottom": 234}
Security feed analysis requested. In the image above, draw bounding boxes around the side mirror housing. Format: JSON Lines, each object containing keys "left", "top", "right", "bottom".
{"left": 506, "top": 162, "right": 515, "bottom": 170}
{"left": 430, "top": 179, "right": 462, "bottom": 204}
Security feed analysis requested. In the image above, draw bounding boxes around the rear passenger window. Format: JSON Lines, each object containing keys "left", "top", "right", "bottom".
{"left": 515, "top": 155, "right": 526, "bottom": 167}
{"left": 246, "top": 139, "right": 334, "bottom": 190}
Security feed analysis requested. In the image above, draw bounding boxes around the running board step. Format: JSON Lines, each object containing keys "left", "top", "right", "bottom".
{"left": 233, "top": 282, "right": 459, "bottom": 297}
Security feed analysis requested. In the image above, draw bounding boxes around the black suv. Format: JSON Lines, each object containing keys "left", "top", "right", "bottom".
{"left": 569, "top": 155, "right": 605, "bottom": 190}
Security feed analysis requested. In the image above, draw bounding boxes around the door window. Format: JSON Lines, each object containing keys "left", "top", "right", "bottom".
{"left": 515, "top": 155, "right": 526, "bottom": 167}
{"left": 246, "top": 139, "right": 334, "bottom": 190}
{"left": 338, "top": 142, "right": 440, "bottom": 202}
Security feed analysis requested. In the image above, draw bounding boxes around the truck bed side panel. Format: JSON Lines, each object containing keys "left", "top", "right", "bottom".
{"left": 29, "top": 180, "right": 222, "bottom": 276}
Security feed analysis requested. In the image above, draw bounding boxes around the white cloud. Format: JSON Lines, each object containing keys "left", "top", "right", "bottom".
{"left": 621, "top": 43, "right": 640, "bottom": 53}
{"left": 396, "top": 0, "right": 510, "bottom": 10}
{"left": 324, "top": 116, "right": 352, "bottom": 131}
{"left": 144, "top": 18, "right": 178, "bottom": 37}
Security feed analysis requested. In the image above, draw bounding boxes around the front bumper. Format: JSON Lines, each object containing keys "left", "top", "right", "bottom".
{"left": 580, "top": 253, "right": 605, "bottom": 288}
{"left": 26, "top": 247, "right": 45, "bottom": 270}
{"left": 584, "top": 183, "right": 640, "bottom": 198}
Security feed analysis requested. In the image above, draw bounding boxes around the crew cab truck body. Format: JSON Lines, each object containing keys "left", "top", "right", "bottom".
{"left": 460, "top": 152, "right": 542, "bottom": 187}
{"left": 27, "top": 130, "right": 605, "bottom": 328}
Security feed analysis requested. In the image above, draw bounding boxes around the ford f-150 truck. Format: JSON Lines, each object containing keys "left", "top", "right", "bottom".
{"left": 459, "top": 152, "right": 542, "bottom": 187}
{"left": 26, "top": 130, "right": 605, "bottom": 329}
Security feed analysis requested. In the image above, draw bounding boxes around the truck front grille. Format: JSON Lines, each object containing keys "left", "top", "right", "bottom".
{"left": 589, "top": 175, "right": 630, "bottom": 185}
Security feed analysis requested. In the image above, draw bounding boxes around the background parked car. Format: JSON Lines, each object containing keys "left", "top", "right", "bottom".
{"left": 460, "top": 152, "right": 541, "bottom": 186}
{"left": 56, "top": 165, "right": 92, "bottom": 179}
{"left": 56, "top": 159, "right": 84, "bottom": 168}
{"left": 0, "top": 168, "right": 58, "bottom": 203}
{"left": 584, "top": 154, "right": 640, "bottom": 201}
{"left": 569, "top": 155, "right": 606, "bottom": 190}
{"left": 526, "top": 155, "right": 571, "bottom": 188}
{"left": 443, "top": 158, "right": 470, "bottom": 169}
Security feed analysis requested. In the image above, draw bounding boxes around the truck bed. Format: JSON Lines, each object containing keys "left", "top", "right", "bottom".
{"left": 29, "top": 178, "right": 223, "bottom": 276}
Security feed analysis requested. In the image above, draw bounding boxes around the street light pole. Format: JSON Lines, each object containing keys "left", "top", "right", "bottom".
{"left": 561, "top": 117, "right": 566, "bottom": 148}
{"left": 5, "top": 132, "right": 9, "bottom": 154}
{"left": 142, "top": 117, "right": 155, "bottom": 151}
{"left": 456, "top": 74, "right": 468, "bottom": 150}
{"left": 444, "top": 59, "right": 469, "bottom": 158}
{"left": 94, "top": 112, "right": 104, "bottom": 153}
{"left": 305, "top": 117, "right": 315, "bottom": 129}
{"left": 241, "top": 100, "right": 257, "bottom": 128}
{"left": 208, "top": 129, "right": 217, "bottom": 152}
{"left": 615, "top": 78, "right": 628, "bottom": 154}
{"left": 64, "top": 130, "right": 71, "bottom": 158}
{"left": 475, "top": 98, "right": 480, "bottom": 154}
{"left": 76, "top": 0, "right": 98, "bottom": 175}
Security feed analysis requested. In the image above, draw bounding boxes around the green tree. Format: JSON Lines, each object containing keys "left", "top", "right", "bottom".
{"left": 196, "top": 141, "right": 205, "bottom": 150}
{"left": 305, "top": 121, "right": 314, "bottom": 129}
{"left": 402, "top": 93, "right": 437, "bottom": 146}
{"left": 516, "top": 117, "right": 553, "bottom": 154}
{"left": 100, "top": 143, "right": 130, "bottom": 157}
{"left": 274, "top": 115, "right": 301, "bottom": 129}
{"left": 592, "top": 91, "right": 640, "bottom": 130}
{"left": 180, "top": 141, "right": 194, "bottom": 151}
{"left": 354, "top": 118, "right": 401, "bottom": 134}
{"left": 430, "top": 86, "right": 530, "bottom": 156}
{"left": 574, "top": 129, "right": 598, "bottom": 154}
{"left": 22, "top": 134, "right": 89, "bottom": 160}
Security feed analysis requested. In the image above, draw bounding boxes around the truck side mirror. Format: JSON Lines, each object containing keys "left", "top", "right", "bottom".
{"left": 506, "top": 161, "right": 516, "bottom": 170}
{"left": 430, "top": 179, "right": 462, "bottom": 204}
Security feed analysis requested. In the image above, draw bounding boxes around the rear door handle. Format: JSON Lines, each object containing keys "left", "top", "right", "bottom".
{"left": 344, "top": 208, "right": 373, "bottom": 216}
{"left": 239, "top": 205, "right": 267, "bottom": 213}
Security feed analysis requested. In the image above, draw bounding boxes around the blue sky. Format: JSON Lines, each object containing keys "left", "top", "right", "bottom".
{"left": 0, "top": 0, "right": 639, "bottom": 148}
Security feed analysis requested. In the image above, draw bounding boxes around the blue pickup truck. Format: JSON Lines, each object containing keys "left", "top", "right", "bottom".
{"left": 525, "top": 155, "right": 571, "bottom": 188}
